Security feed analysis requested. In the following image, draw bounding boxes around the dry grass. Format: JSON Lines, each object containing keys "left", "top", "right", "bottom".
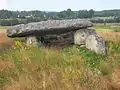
{"left": 0, "top": 45, "right": 119, "bottom": 90}
{"left": 98, "top": 32, "right": 120, "bottom": 43}
{"left": 1, "top": 25, "right": 120, "bottom": 90}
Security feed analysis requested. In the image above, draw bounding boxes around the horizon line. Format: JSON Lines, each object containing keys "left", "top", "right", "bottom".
{"left": 0, "top": 8, "right": 120, "bottom": 12}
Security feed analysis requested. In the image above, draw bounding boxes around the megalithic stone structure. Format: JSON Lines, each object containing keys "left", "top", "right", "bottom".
{"left": 7, "top": 19, "right": 107, "bottom": 55}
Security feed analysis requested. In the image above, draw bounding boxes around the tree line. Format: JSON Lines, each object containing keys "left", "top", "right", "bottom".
{"left": 0, "top": 9, "right": 120, "bottom": 26}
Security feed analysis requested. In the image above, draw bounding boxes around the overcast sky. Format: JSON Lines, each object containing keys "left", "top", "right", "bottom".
{"left": 0, "top": 0, "right": 120, "bottom": 11}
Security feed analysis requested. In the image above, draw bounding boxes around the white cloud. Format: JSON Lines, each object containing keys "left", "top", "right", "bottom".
{"left": 0, "top": 0, "right": 7, "bottom": 9}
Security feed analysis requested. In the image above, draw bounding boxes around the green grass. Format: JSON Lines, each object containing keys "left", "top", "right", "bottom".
{"left": 92, "top": 23, "right": 120, "bottom": 32}
{"left": 0, "top": 26, "right": 8, "bottom": 29}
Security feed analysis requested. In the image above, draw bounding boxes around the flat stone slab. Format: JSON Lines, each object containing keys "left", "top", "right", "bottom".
{"left": 7, "top": 19, "right": 93, "bottom": 37}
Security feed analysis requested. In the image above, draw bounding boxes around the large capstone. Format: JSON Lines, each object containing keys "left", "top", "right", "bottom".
{"left": 7, "top": 19, "right": 93, "bottom": 37}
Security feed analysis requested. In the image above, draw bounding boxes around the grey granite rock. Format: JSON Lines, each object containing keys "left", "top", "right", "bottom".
{"left": 25, "top": 36, "right": 38, "bottom": 46}
{"left": 74, "top": 29, "right": 96, "bottom": 45}
{"left": 85, "top": 34, "right": 107, "bottom": 55}
{"left": 41, "top": 31, "right": 74, "bottom": 45}
{"left": 7, "top": 19, "right": 93, "bottom": 37}
{"left": 74, "top": 29, "right": 107, "bottom": 55}
{"left": 7, "top": 19, "right": 107, "bottom": 55}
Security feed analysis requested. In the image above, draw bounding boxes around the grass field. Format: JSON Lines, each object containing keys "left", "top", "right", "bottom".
{"left": 0, "top": 24, "right": 120, "bottom": 90}
{"left": 92, "top": 23, "right": 120, "bottom": 32}
{"left": 0, "top": 26, "right": 8, "bottom": 29}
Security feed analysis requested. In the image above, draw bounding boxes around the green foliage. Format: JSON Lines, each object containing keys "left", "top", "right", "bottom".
{"left": 77, "top": 47, "right": 105, "bottom": 69}
{"left": 107, "top": 41, "right": 120, "bottom": 53}
{"left": 1, "top": 9, "right": 120, "bottom": 25}
{"left": 0, "top": 9, "right": 94, "bottom": 26}
{"left": 0, "top": 19, "right": 19, "bottom": 26}
{"left": 0, "top": 71, "right": 8, "bottom": 85}
{"left": 94, "top": 9, "right": 120, "bottom": 17}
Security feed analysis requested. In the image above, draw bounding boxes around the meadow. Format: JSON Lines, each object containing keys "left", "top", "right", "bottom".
{"left": 0, "top": 23, "right": 120, "bottom": 90}
{"left": 92, "top": 23, "right": 120, "bottom": 32}
{"left": 0, "top": 26, "right": 8, "bottom": 29}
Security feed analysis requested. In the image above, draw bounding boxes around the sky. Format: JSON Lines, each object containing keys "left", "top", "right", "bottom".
{"left": 0, "top": 0, "right": 120, "bottom": 11}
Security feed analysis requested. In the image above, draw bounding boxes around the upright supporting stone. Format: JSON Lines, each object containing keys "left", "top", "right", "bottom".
{"left": 25, "top": 36, "right": 38, "bottom": 46}
{"left": 74, "top": 29, "right": 96, "bottom": 45}
{"left": 74, "top": 29, "right": 107, "bottom": 55}
{"left": 85, "top": 35, "right": 107, "bottom": 55}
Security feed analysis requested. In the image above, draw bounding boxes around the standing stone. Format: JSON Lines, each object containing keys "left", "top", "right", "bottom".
{"left": 25, "top": 36, "right": 38, "bottom": 46}
{"left": 74, "top": 29, "right": 107, "bottom": 55}
{"left": 74, "top": 29, "right": 96, "bottom": 45}
{"left": 85, "top": 35, "right": 107, "bottom": 55}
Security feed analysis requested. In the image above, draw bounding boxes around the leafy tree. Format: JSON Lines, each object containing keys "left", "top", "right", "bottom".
{"left": 89, "top": 9, "right": 94, "bottom": 18}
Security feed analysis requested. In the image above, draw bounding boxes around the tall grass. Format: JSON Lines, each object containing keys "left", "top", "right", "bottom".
{"left": 0, "top": 39, "right": 120, "bottom": 90}
{"left": 1, "top": 23, "right": 120, "bottom": 89}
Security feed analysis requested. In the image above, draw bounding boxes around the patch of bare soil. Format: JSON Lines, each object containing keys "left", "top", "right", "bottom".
{"left": 0, "top": 59, "right": 15, "bottom": 71}
{"left": 0, "top": 29, "right": 13, "bottom": 51}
